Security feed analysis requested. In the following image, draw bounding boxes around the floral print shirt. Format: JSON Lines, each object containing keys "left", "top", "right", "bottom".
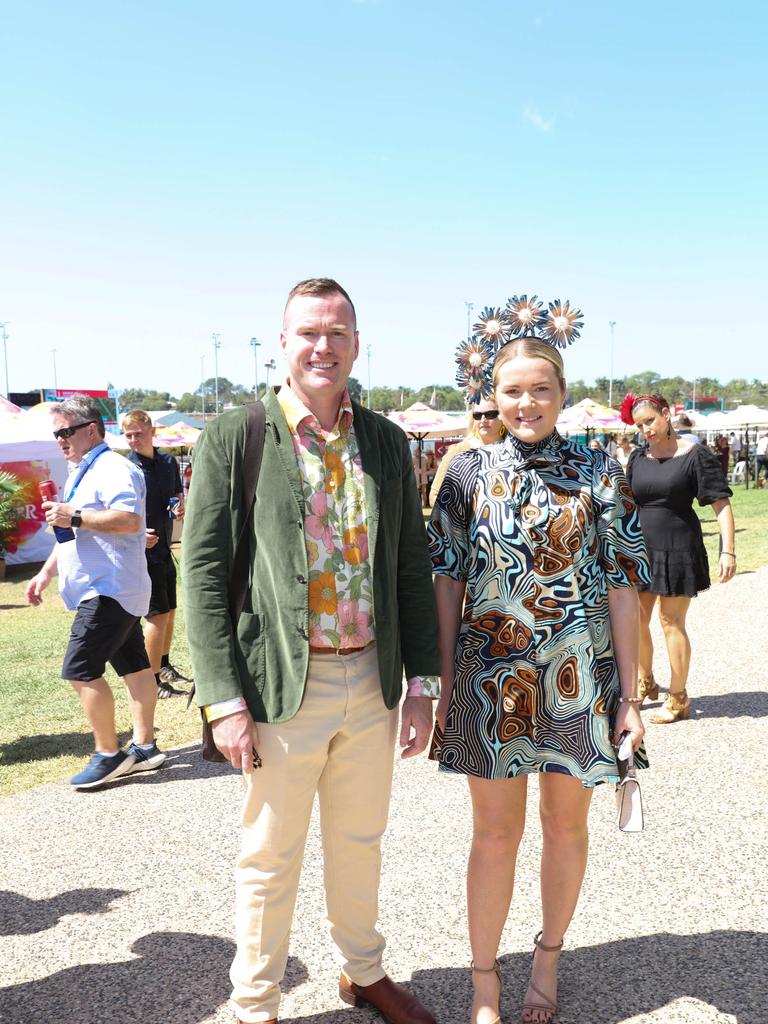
{"left": 279, "top": 384, "right": 438, "bottom": 698}
{"left": 278, "top": 384, "right": 374, "bottom": 649}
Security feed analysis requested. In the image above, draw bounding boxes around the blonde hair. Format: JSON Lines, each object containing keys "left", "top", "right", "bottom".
{"left": 122, "top": 409, "right": 153, "bottom": 431}
{"left": 492, "top": 337, "right": 566, "bottom": 391}
{"left": 468, "top": 394, "right": 507, "bottom": 441}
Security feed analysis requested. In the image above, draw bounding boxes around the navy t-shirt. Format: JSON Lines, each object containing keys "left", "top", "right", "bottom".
{"left": 126, "top": 449, "right": 181, "bottom": 561}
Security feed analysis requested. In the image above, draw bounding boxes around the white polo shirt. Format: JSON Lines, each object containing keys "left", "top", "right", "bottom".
{"left": 56, "top": 446, "right": 151, "bottom": 617}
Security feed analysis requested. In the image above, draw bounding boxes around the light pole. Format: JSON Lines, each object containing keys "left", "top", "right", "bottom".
{"left": 212, "top": 333, "right": 222, "bottom": 415}
{"left": 200, "top": 355, "right": 206, "bottom": 418}
{"left": 692, "top": 378, "right": 697, "bottom": 411}
{"left": 608, "top": 321, "right": 616, "bottom": 408}
{"left": 250, "top": 337, "right": 261, "bottom": 399}
{"left": 366, "top": 342, "right": 372, "bottom": 408}
{"left": 264, "top": 358, "right": 277, "bottom": 389}
{"left": 465, "top": 302, "right": 474, "bottom": 340}
{"left": 0, "top": 322, "right": 9, "bottom": 399}
{"left": 51, "top": 348, "right": 58, "bottom": 390}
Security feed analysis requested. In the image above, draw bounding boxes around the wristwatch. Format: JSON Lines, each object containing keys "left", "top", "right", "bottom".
{"left": 70, "top": 510, "right": 83, "bottom": 528}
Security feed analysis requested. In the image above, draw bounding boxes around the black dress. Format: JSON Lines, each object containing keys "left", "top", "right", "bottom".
{"left": 626, "top": 445, "right": 732, "bottom": 597}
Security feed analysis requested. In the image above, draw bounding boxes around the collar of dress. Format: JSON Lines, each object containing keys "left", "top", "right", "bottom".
{"left": 501, "top": 430, "right": 564, "bottom": 470}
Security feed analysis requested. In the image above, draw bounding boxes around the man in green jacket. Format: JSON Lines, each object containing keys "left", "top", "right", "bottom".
{"left": 182, "top": 278, "right": 440, "bottom": 1024}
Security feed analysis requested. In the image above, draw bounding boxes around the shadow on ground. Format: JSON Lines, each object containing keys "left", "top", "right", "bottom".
{"left": 0, "top": 933, "right": 308, "bottom": 1024}
{"left": 0, "top": 730, "right": 133, "bottom": 766}
{"left": 108, "top": 747, "right": 235, "bottom": 788}
{"left": 0, "top": 888, "right": 129, "bottom": 936}
{"left": 0, "top": 737, "right": 233, "bottom": 783}
{"left": 284, "top": 929, "right": 766, "bottom": 1024}
{"left": 0, "top": 929, "right": 762, "bottom": 1023}
{"left": 642, "top": 691, "right": 768, "bottom": 720}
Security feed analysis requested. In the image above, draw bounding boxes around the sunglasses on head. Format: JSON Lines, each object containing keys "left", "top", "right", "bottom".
{"left": 53, "top": 420, "right": 97, "bottom": 440}
{"left": 472, "top": 409, "right": 500, "bottom": 421}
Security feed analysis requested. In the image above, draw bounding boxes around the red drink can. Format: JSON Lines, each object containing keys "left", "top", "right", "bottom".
{"left": 39, "top": 480, "right": 58, "bottom": 503}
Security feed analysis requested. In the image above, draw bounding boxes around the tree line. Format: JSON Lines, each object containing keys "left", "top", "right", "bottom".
{"left": 117, "top": 372, "right": 768, "bottom": 416}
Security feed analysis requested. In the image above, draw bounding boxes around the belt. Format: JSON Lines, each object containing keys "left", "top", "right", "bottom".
{"left": 309, "top": 643, "right": 372, "bottom": 657}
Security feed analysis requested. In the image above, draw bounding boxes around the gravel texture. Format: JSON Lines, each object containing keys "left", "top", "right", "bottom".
{"left": 1, "top": 567, "right": 766, "bottom": 1024}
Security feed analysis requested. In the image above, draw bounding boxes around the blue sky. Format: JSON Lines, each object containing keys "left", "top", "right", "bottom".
{"left": 2, "top": 0, "right": 766, "bottom": 401}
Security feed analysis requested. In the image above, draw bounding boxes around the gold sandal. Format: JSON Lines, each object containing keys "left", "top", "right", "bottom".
{"left": 637, "top": 674, "right": 659, "bottom": 704}
{"left": 650, "top": 689, "right": 689, "bottom": 723}
{"left": 521, "top": 932, "right": 562, "bottom": 1024}
{"left": 471, "top": 960, "right": 502, "bottom": 1024}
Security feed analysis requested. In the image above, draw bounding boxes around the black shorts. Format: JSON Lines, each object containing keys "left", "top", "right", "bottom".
{"left": 61, "top": 596, "right": 150, "bottom": 682}
{"left": 146, "top": 556, "right": 177, "bottom": 618}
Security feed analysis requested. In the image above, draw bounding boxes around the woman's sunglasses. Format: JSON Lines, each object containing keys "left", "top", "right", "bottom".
{"left": 53, "top": 420, "right": 97, "bottom": 440}
{"left": 472, "top": 410, "right": 500, "bottom": 421}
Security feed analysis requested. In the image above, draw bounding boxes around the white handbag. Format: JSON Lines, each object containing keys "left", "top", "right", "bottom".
{"left": 615, "top": 732, "right": 644, "bottom": 833}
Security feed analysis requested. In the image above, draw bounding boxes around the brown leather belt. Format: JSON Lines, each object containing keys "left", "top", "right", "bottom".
{"left": 309, "top": 644, "right": 372, "bottom": 657}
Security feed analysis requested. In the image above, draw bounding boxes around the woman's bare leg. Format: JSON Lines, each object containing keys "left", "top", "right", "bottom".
{"left": 522, "top": 773, "right": 593, "bottom": 1023}
{"left": 657, "top": 595, "right": 692, "bottom": 693}
{"left": 467, "top": 775, "right": 528, "bottom": 1024}
{"left": 638, "top": 591, "right": 657, "bottom": 681}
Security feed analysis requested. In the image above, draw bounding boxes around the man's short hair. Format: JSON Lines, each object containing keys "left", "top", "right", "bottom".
{"left": 675, "top": 413, "right": 694, "bottom": 429}
{"left": 122, "top": 409, "right": 153, "bottom": 431}
{"left": 53, "top": 394, "right": 106, "bottom": 438}
{"left": 283, "top": 278, "right": 356, "bottom": 327}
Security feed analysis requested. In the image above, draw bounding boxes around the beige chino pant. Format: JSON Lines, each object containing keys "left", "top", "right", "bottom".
{"left": 230, "top": 644, "right": 398, "bottom": 1023}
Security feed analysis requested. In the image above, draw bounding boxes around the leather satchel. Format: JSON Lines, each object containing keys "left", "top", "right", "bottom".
{"left": 193, "top": 401, "right": 267, "bottom": 762}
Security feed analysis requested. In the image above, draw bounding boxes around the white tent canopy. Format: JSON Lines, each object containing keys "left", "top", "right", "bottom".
{"left": 724, "top": 405, "right": 768, "bottom": 426}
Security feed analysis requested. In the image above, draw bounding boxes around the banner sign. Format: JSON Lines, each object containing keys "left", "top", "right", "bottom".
{"left": 43, "top": 388, "right": 117, "bottom": 426}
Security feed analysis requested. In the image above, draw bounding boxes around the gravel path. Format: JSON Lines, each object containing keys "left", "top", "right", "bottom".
{"left": 1, "top": 567, "right": 766, "bottom": 1024}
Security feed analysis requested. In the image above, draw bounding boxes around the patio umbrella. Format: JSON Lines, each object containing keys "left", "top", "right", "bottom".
{"left": 557, "top": 398, "right": 624, "bottom": 433}
{"left": 387, "top": 402, "right": 467, "bottom": 442}
{"left": 0, "top": 396, "right": 22, "bottom": 414}
{"left": 388, "top": 403, "right": 467, "bottom": 504}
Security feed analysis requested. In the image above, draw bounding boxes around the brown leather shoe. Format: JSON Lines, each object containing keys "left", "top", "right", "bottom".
{"left": 339, "top": 973, "right": 436, "bottom": 1024}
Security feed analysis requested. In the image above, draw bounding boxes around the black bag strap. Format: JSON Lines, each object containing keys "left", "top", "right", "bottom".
{"left": 187, "top": 401, "right": 266, "bottom": 721}
{"left": 228, "top": 400, "right": 266, "bottom": 624}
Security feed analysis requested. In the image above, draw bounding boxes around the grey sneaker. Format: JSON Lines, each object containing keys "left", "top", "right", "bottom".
{"left": 123, "top": 741, "right": 166, "bottom": 773}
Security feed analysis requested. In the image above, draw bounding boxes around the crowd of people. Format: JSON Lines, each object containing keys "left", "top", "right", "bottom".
{"left": 23, "top": 278, "right": 744, "bottom": 1024}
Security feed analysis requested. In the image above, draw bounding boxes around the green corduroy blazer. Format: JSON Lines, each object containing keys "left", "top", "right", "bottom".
{"left": 181, "top": 388, "right": 440, "bottom": 722}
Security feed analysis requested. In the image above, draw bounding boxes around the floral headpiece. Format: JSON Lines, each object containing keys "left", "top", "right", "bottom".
{"left": 455, "top": 294, "right": 584, "bottom": 403}
{"left": 619, "top": 392, "right": 667, "bottom": 425}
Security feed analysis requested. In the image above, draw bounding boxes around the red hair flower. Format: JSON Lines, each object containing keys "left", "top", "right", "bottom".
{"left": 619, "top": 393, "right": 637, "bottom": 425}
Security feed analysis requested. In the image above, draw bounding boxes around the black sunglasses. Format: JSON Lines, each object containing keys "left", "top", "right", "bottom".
{"left": 472, "top": 410, "right": 500, "bottom": 421}
{"left": 53, "top": 420, "right": 97, "bottom": 440}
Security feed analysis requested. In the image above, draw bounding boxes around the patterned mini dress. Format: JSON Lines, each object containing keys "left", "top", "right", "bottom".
{"left": 428, "top": 431, "right": 650, "bottom": 786}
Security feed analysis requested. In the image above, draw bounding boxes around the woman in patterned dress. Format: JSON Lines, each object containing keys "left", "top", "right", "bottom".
{"left": 428, "top": 337, "right": 650, "bottom": 1024}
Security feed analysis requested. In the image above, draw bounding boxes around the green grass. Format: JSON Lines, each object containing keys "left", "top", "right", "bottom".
{"left": 1, "top": 486, "right": 765, "bottom": 798}
{"left": 697, "top": 483, "right": 768, "bottom": 578}
{"left": 0, "top": 549, "right": 201, "bottom": 798}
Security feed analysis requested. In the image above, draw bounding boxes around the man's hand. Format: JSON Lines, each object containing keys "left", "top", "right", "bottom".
{"left": 42, "top": 500, "right": 74, "bottom": 528}
{"left": 399, "top": 696, "right": 433, "bottom": 759}
{"left": 173, "top": 495, "right": 185, "bottom": 521}
{"left": 211, "top": 709, "right": 261, "bottom": 773}
{"left": 26, "top": 571, "right": 52, "bottom": 606}
{"left": 145, "top": 528, "right": 160, "bottom": 549}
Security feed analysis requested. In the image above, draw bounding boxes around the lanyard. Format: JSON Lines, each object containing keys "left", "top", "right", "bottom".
{"left": 64, "top": 442, "right": 110, "bottom": 503}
